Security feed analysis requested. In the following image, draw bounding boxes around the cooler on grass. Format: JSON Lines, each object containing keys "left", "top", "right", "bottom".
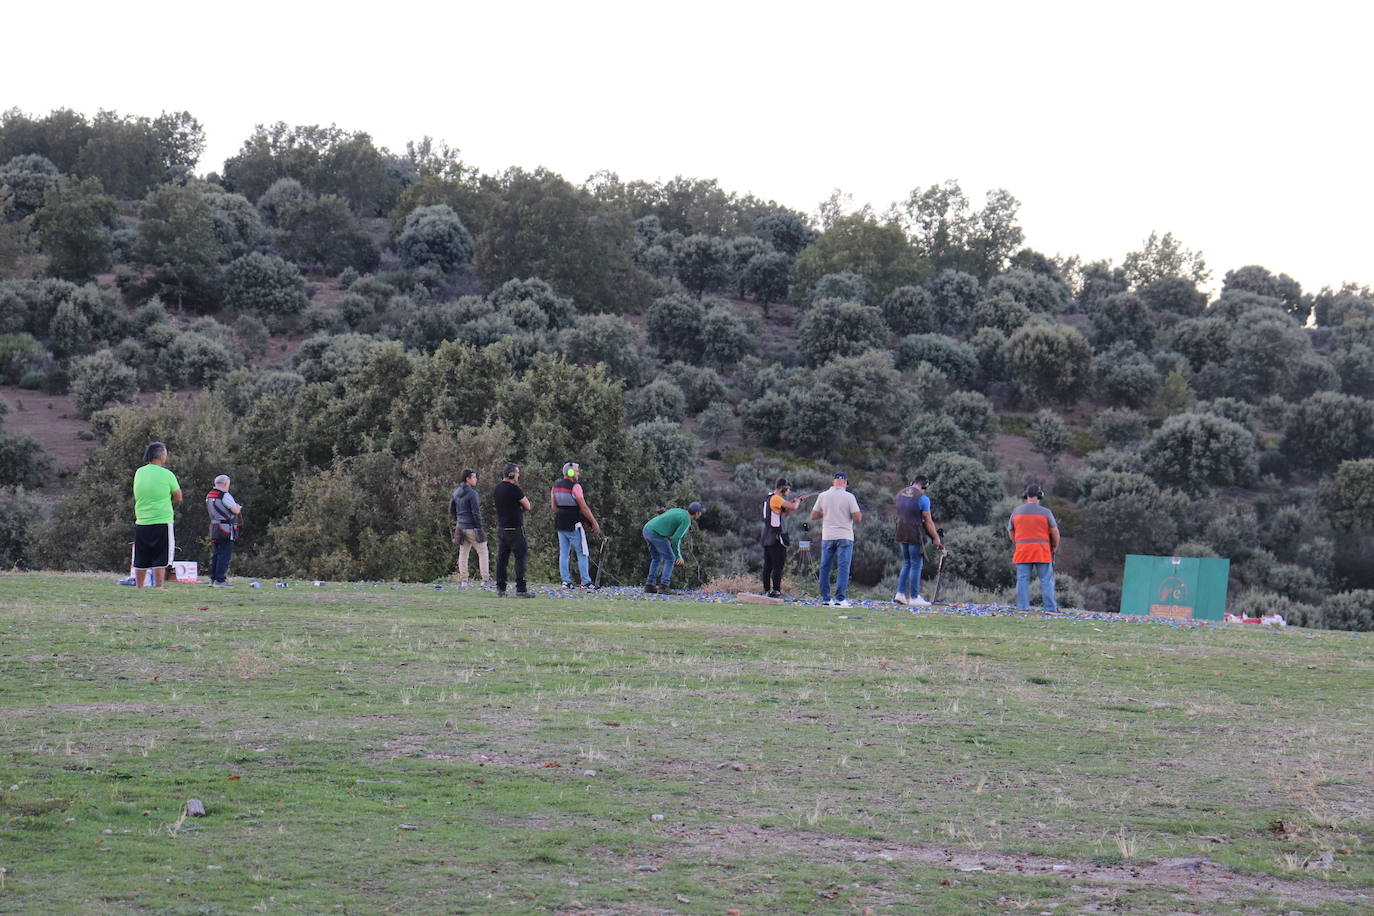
{"left": 1119, "top": 554, "right": 1229, "bottom": 621}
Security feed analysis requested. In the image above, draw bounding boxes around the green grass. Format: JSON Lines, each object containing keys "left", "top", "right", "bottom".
{"left": 1, "top": 573, "right": 1372, "bottom": 914}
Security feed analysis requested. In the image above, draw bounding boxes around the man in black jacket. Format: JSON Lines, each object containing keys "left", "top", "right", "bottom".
{"left": 450, "top": 468, "right": 490, "bottom": 587}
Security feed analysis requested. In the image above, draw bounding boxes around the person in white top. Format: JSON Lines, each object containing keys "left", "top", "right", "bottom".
{"left": 810, "top": 471, "right": 862, "bottom": 607}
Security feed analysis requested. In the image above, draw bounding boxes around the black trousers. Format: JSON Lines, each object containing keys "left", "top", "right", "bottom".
{"left": 762, "top": 544, "right": 787, "bottom": 592}
{"left": 496, "top": 528, "right": 528, "bottom": 593}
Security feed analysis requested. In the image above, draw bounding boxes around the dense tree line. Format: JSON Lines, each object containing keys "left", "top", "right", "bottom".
{"left": 3, "top": 107, "right": 1374, "bottom": 630}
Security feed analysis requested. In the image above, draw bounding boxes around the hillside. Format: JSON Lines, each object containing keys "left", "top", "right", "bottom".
{"left": 4, "top": 108, "right": 1374, "bottom": 631}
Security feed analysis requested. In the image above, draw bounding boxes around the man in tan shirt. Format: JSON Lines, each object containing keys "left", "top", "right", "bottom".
{"left": 811, "top": 472, "right": 862, "bottom": 607}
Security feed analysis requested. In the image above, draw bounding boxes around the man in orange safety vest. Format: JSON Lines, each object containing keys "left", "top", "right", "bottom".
{"left": 1007, "top": 483, "right": 1060, "bottom": 611}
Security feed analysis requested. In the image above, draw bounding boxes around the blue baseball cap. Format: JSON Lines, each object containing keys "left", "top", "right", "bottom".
{"left": 833, "top": 471, "right": 848, "bottom": 480}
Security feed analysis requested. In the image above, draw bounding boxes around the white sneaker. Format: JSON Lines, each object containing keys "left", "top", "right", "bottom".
{"left": 909, "top": 595, "right": 932, "bottom": 606}
{"left": 823, "top": 599, "right": 836, "bottom": 607}
{"left": 893, "top": 593, "right": 908, "bottom": 605}
{"left": 836, "top": 599, "right": 853, "bottom": 608}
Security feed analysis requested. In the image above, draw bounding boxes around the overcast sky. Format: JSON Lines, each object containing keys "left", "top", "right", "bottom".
{"left": 7, "top": 1, "right": 1371, "bottom": 292}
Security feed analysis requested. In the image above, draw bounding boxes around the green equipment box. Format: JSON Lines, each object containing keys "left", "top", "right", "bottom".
{"left": 1119, "top": 555, "right": 1230, "bottom": 621}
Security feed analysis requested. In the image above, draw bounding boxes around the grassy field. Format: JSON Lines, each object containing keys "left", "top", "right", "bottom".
{"left": 0, "top": 573, "right": 1371, "bottom": 915}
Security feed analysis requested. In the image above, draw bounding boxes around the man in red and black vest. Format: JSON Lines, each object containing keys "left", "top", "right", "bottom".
{"left": 1007, "top": 483, "right": 1059, "bottom": 611}
{"left": 206, "top": 474, "right": 242, "bottom": 587}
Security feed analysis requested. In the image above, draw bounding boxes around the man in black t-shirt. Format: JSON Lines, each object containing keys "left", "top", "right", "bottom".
{"left": 492, "top": 462, "right": 533, "bottom": 597}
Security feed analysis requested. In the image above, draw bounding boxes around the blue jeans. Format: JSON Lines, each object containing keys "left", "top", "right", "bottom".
{"left": 898, "top": 542, "right": 924, "bottom": 597}
{"left": 1016, "top": 562, "right": 1057, "bottom": 611}
{"left": 558, "top": 528, "right": 590, "bottom": 585}
{"left": 643, "top": 526, "right": 676, "bottom": 586}
{"left": 818, "top": 539, "right": 854, "bottom": 602}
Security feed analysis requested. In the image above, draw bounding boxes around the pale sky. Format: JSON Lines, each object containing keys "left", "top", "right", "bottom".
{"left": 7, "top": 1, "right": 1371, "bottom": 293}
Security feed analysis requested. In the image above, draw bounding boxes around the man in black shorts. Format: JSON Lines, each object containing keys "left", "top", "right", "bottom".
{"left": 492, "top": 462, "right": 533, "bottom": 598}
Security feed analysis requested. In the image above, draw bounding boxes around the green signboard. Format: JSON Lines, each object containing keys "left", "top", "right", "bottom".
{"left": 1119, "top": 555, "right": 1230, "bottom": 621}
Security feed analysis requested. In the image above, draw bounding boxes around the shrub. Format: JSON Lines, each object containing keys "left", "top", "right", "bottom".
{"left": 697, "top": 402, "right": 736, "bottom": 446}
{"left": 1083, "top": 447, "right": 1146, "bottom": 474}
{"left": 1090, "top": 292, "right": 1155, "bottom": 351}
{"left": 920, "top": 452, "right": 1001, "bottom": 523}
{"left": 943, "top": 523, "right": 1016, "bottom": 590}
{"left": 214, "top": 368, "right": 306, "bottom": 417}
{"left": 741, "top": 251, "right": 791, "bottom": 309}
{"left": 1317, "top": 591, "right": 1374, "bottom": 632}
{"left": 673, "top": 234, "right": 732, "bottom": 296}
{"left": 256, "top": 177, "right": 311, "bottom": 227}
{"left": 1139, "top": 275, "right": 1207, "bottom": 317}
{"left": 0, "top": 333, "right": 45, "bottom": 384}
{"left": 941, "top": 391, "right": 997, "bottom": 446}
{"left": 741, "top": 390, "right": 790, "bottom": 446}
{"left": 1073, "top": 469, "right": 1186, "bottom": 561}
{"left": 646, "top": 292, "right": 705, "bottom": 360}
{"left": 69, "top": 348, "right": 138, "bottom": 418}
{"left": 797, "top": 298, "right": 887, "bottom": 364}
{"left": 562, "top": 313, "right": 652, "bottom": 386}
{"left": 783, "top": 382, "right": 856, "bottom": 454}
{"left": 970, "top": 327, "right": 1008, "bottom": 385}
{"left": 222, "top": 252, "right": 308, "bottom": 316}
{"left": 1008, "top": 322, "right": 1092, "bottom": 405}
{"left": 629, "top": 419, "right": 697, "bottom": 486}
{"left": 1030, "top": 410, "right": 1070, "bottom": 469}
{"left": 397, "top": 204, "right": 474, "bottom": 275}
{"left": 1168, "top": 316, "right": 1231, "bottom": 372}
{"left": 924, "top": 268, "right": 980, "bottom": 333}
{"left": 1318, "top": 459, "right": 1374, "bottom": 530}
{"left": 970, "top": 291, "right": 1030, "bottom": 335}
{"left": 665, "top": 363, "right": 728, "bottom": 413}
{"left": 1280, "top": 391, "right": 1374, "bottom": 474}
{"left": 278, "top": 194, "right": 380, "bottom": 274}
{"left": 895, "top": 333, "right": 979, "bottom": 385}
{"left": 813, "top": 349, "right": 904, "bottom": 435}
{"left": 1089, "top": 409, "right": 1148, "bottom": 448}
{"left": 1093, "top": 345, "right": 1161, "bottom": 408}
{"left": 0, "top": 420, "right": 50, "bottom": 488}
{"left": 700, "top": 303, "right": 755, "bottom": 367}
{"left": 986, "top": 268, "right": 1070, "bottom": 314}
{"left": 810, "top": 272, "right": 872, "bottom": 306}
{"left": 627, "top": 377, "right": 688, "bottom": 424}
{"left": 0, "top": 486, "right": 46, "bottom": 567}
{"left": 0, "top": 154, "right": 60, "bottom": 216}
{"left": 1142, "top": 412, "right": 1257, "bottom": 496}
{"left": 879, "top": 285, "right": 935, "bottom": 336}
{"left": 899, "top": 415, "right": 973, "bottom": 469}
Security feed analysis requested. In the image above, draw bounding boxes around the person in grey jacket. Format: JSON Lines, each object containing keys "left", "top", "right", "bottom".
{"left": 449, "top": 468, "right": 490, "bottom": 587}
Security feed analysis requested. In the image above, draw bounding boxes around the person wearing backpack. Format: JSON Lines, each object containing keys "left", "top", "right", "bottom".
{"left": 205, "top": 474, "right": 242, "bottom": 587}
{"left": 760, "top": 478, "right": 816, "bottom": 598}
{"left": 893, "top": 475, "right": 942, "bottom": 606}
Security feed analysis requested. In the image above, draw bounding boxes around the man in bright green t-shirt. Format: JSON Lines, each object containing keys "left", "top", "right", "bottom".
{"left": 132, "top": 442, "right": 183, "bottom": 588}
{"left": 642, "top": 501, "right": 704, "bottom": 594}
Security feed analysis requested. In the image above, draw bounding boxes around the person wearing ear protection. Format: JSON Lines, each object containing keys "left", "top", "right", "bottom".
{"left": 550, "top": 462, "right": 601, "bottom": 588}
{"left": 1008, "top": 483, "right": 1060, "bottom": 611}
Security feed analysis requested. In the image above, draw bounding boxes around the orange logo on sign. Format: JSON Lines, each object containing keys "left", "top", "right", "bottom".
{"left": 1158, "top": 576, "right": 1188, "bottom": 604}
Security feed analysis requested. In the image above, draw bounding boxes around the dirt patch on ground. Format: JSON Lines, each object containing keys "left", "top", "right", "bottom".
{"left": 4, "top": 702, "right": 164, "bottom": 719}
{"left": 658, "top": 822, "right": 1371, "bottom": 909}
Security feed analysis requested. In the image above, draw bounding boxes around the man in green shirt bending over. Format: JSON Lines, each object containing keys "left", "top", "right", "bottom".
{"left": 643, "top": 501, "right": 704, "bottom": 595}
{"left": 132, "top": 441, "right": 183, "bottom": 588}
